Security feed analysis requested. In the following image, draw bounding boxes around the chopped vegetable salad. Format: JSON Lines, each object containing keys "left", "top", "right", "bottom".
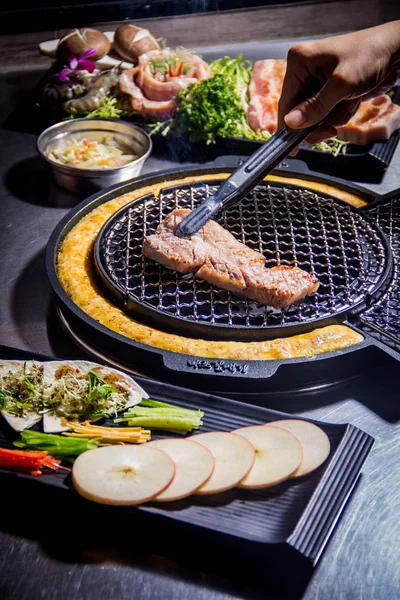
{"left": 46, "top": 136, "right": 137, "bottom": 169}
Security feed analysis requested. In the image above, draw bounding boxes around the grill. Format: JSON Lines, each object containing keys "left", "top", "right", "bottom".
{"left": 360, "top": 195, "right": 400, "bottom": 348}
{"left": 47, "top": 167, "right": 400, "bottom": 394}
{"left": 95, "top": 179, "right": 390, "bottom": 341}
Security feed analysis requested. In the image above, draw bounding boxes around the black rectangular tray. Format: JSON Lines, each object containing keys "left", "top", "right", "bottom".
{"left": 147, "top": 86, "right": 400, "bottom": 183}
{"left": 0, "top": 345, "right": 374, "bottom": 568}
{"left": 16, "top": 77, "right": 398, "bottom": 185}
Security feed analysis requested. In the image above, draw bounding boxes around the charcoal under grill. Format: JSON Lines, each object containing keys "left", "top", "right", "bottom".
{"left": 95, "top": 179, "right": 391, "bottom": 341}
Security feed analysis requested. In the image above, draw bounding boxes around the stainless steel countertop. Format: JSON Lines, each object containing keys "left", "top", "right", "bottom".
{"left": 0, "top": 37, "right": 400, "bottom": 600}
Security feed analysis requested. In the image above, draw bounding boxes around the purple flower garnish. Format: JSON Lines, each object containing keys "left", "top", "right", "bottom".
{"left": 52, "top": 47, "right": 97, "bottom": 83}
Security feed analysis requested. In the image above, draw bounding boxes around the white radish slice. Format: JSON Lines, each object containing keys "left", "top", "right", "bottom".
{"left": 148, "top": 439, "right": 215, "bottom": 502}
{"left": 72, "top": 445, "right": 175, "bottom": 505}
{"left": 266, "top": 420, "right": 330, "bottom": 477}
{"left": 234, "top": 426, "right": 303, "bottom": 489}
{"left": 191, "top": 432, "right": 255, "bottom": 495}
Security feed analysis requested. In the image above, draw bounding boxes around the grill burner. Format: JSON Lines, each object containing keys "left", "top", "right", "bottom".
{"left": 360, "top": 195, "right": 400, "bottom": 348}
{"left": 95, "top": 180, "right": 390, "bottom": 341}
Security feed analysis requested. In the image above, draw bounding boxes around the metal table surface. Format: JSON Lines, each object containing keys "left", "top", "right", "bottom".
{"left": 1, "top": 40, "right": 400, "bottom": 600}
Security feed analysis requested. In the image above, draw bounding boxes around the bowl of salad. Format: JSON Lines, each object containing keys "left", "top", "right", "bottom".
{"left": 37, "top": 118, "right": 152, "bottom": 193}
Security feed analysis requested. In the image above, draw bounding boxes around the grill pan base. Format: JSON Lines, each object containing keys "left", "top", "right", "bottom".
{"left": 56, "top": 302, "right": 394, "bottom": 397}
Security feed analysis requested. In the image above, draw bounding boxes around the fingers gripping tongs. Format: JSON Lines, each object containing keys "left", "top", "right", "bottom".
{"left": 175, "top": 125, "right": 316, "bottom": 238}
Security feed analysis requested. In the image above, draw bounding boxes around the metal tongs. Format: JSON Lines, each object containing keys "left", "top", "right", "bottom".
{"left": 176, "top": 124, "right": 316, "bottom": 238}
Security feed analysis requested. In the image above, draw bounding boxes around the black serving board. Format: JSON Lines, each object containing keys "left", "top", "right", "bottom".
{"left": 0, "top": 345, "right": 374, "bottom": 567}
{"left": 145, "top": 86, "right": 400, "bottom": 182}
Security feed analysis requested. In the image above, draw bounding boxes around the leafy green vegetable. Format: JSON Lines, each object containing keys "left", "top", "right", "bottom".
{"left": 209, "top": 54, "right": 253, "bottom": 110}
{"left": 174, "top": 75, "right": 245, "bottom": 143}
{"left": 312, "top": 137, "right": 350, "bottom": 157}
{"left": 151, "top": 54, "right": 271, "bottom": 144}
{"left": 84, "top": 370, "right": 119, "bottom": 420}
{"left": 0, "top": 362, "right": 44, "bottom": 417}
{"left": 87, "top": 370, "right": 116, "bottom": 400}
{"left": 14, "top": 430, "right": 98, "bottom": 462}
{"left": 0, "top": 388, "right": 8, "bottom": 410}
{"left": 66, "top": 95, "right": 128, "bottom": 120}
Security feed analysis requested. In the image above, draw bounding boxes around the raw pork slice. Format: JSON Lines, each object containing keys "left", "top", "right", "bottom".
{"left": 119, "top": 49, "right": 210, "bottom": 119}
{"left": 337, "top": 94, "right": 400, "bottom": 145}
{"left": 143, "top": 209, "right": 319, "bottom": 308}
{"left": 248, "top": 59, "right": 287, "bottom": 134}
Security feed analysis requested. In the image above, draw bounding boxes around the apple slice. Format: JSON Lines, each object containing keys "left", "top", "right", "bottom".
{"left": 267, "top": 420, "right": 331, "bottom": 477}
{"left": 234, "top": 426, "right": 303, "bottom": 489}
{"left": 148, "top": 439, "right": 215, "bottom": 502}
{"left": 191, "top": 432, "right": 255, "bottom": 495}
{"left": 72, "top": 445, "right": 175, "bottom": 505}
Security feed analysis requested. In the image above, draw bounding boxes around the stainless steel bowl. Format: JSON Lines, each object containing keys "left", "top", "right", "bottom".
{"left": 37, "top": 118, "right": 152, "bottom": 193}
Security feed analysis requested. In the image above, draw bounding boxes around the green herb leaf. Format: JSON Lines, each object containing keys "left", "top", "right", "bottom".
{"left": 65, "top": 95, "right": 128, "bottom": 120}
{"left": 0, "top": 388, "right": 8, "bottom": 409}
{"left": 174, "top": 75, "right": 245, "bottom": 143}
{"left": 150, "top": 53, "right": 271, "bottom": 144}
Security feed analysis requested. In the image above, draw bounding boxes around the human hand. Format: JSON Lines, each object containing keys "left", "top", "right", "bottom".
{"left": 278, "top": 21, "right": 400, "bottom": 147}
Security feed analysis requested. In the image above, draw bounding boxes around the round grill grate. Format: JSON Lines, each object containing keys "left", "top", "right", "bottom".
{"left": 95, "top": 180, "right": 390, "bottom": 341}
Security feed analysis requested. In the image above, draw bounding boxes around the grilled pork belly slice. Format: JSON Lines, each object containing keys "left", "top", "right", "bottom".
{"left": 248, "top": 59, "right": 287, "bottom": 134}
{"left": 143, "top": 209, "right": 319, "bottom": 308}
{"left": 337, "top": 94, "right": 400, "bottom": 145}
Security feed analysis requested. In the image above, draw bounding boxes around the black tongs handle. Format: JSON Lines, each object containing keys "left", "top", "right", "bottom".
{"left": 176, "top": 124, "right": 316, "bottom": 238}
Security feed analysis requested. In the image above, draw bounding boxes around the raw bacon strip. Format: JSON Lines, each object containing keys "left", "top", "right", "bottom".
{"left": 143, "top": 209, "right": 319, "bottom": 309}
{"left": 337, "top": 94, "right": 400, "bottom": 145}
{"left": 248, "top": 59, "right": 287, "bottom": 134}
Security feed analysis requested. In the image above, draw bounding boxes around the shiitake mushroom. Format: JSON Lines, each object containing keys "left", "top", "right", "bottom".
{"left": 114, "top": 24, "right": 160, "bottom": 62}
{"left": 57, "top": 28, "right": 111, "bottom": 61}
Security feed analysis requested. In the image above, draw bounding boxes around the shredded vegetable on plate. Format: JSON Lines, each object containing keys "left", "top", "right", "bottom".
{"left": 46, "top": 136, "right": 137, "bottom": 169}
{"left": 312, "top": 137, "right": 350, "bottom": 157}
{"left": 0, "top": 362, "right": 43, "bottom": 417}
{"left": 46, "top": 369, "right": 131, "bottom": 421}
{"left": 62, "top": 420, "right": 151, "bottom": 444}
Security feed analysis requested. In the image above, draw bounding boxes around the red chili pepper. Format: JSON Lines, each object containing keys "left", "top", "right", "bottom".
{"left": 0, "top": 448, "right": 48, "bottom": 459}
{"left": 0, "top": 447, "right": 64, "bottom": 476}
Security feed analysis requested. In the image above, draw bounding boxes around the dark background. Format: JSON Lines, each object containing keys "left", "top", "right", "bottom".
{"left": 0, "top": 0, "right": 334, "bottom": 34}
